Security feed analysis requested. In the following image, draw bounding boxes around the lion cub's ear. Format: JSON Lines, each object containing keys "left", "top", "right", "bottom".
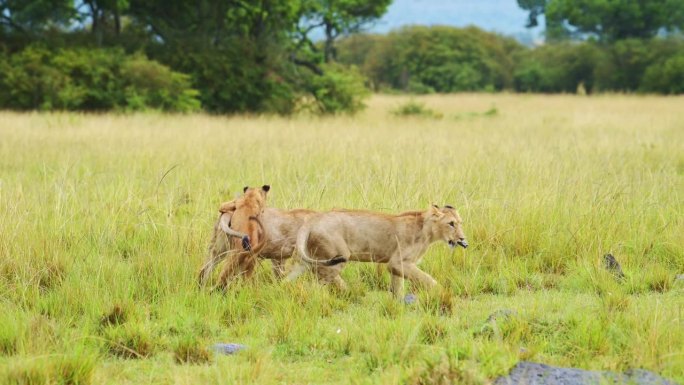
{"left": 243, "top": 186, "right": 250, "bottom": 193}
{"left": 428, "top": 205, "right": 444, "bottom": 217}
{"left": 262, "top": 185, "right": 270, "bottom": 193}
{"left": 219, "top": 200, "right": 237, "bottom": 213}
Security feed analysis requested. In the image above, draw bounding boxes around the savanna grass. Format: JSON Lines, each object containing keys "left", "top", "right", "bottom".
{"left": 0, "top": 94, "right": 682, "bottom": 384}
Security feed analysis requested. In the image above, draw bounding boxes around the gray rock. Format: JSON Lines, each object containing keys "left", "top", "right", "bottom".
{"left": 494, "top": 361, "right": 678, "bottom": 385}
{"left": 675, "top": 274, "right": 684, "bottom": 282}
{"left": 211, "top": 343, "right": 246, "bottom": 355}
{"left": 603, "top": 253, "right": 625, "bottom": 280}
{"left": 474, "top": 309, "right": 518, "bottom": 337}
{"left": 403, "top": 293, "right": 417, "bottom": 305}
{"left": 487, "top": 309, "right": 517, "bottom": 322}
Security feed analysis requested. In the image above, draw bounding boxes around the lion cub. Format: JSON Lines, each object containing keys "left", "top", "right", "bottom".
{"left": 286, "top": 205, "right": 467, "bottom": 296}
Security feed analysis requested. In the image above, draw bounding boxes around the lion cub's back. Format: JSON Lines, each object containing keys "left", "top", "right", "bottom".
{"left": 309, "top": 210, "right": 397, "bottom": 241}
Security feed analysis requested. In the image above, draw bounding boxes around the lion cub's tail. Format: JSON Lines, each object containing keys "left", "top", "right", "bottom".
{"left": 296, "top": 227, "right": 346, "bottom": 266}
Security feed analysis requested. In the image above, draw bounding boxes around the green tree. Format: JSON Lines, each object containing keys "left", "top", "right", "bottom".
{"left": 298, "top": 0, "right": 392, "bottom": 63}
{"left": 518, "top": 0, "right": 684, "bottom": 41}
{"left": 0, "top": 0, "right": 74, "bottom": 33}
{"left": 79, "top": 0, "right": 130, "bottom": 43}
{"left": 336, "top": 26, "right": 523, "bottom": 93}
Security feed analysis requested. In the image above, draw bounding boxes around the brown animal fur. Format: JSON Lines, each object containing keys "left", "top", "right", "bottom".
{"left": 286, "top": 206, "right": 467, "bottom": 296}
{"left": 198, "top": 185, "right": 269, "bottom": 287}
{"left": 199, "top": 203, "right": 329, "bottom": 288}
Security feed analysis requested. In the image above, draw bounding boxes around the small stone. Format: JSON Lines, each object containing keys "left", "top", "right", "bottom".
{"left": 603, "top": 253, "right": 626, "bottom": 280}
{"left": 404, "top": 293, "right": 417, "bottom": 305}
{"left": 675, "top": 274, "right": 684, "bottom": 282}
{"left": 211, "top": 343, "right": 246, "bottom": 355}
{"left": 486, "top": 309, "right": 516, "bottom": 323}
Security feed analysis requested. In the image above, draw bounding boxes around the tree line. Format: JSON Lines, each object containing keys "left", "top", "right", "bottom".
{"left": 0, "top": 0, "right": 390, "bottom": 113}
{"left": 336, "top": 26, "right": 684, "bottom": 95}
{"left": 1, "top": 0, "right": 683, "bottom": 114}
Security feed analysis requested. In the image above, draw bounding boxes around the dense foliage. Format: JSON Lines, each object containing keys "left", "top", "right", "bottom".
{"left": 0, "top": 0, "right": 385, "bottom": 114}
{"left": 336, "top": 26, "right": 684, "bottom": 94}
{"left": 0, "top": 45, "right": 199, "bottom": 111}
{"left": 518, "top": 0, "right": 684, "bottom": 41}
{"left": 1, "top": 0, "right": 683, "bottom": 112}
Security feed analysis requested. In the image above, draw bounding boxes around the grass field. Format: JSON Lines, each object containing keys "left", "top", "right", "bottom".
{"left": 1, "top": 94, "right": 683, "bottom": 384}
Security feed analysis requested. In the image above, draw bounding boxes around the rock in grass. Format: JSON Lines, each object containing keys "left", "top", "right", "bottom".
{"left": 675, "top": 274, "right": 684, "bottom": 282}
{"left": 403, "top": 293, "right": 417, "bottom": 305}
{"left": 486, "top": 309, "right": 517, "bottom": 323}
{"left": 494, "top": 361, "right": 678, "bottom": 385}
{"left": 211, "top": 343, "right": 246, "bottom": 355}
{"left": 603, "top": 253, "right": 625, "bottom": 280}
{"left": 474, "top": 309, "right": 518, "bottom": 337}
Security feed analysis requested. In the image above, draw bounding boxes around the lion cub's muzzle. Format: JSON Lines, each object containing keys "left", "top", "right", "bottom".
{"left": 449, "top": 238, "right": 468, "bottom": 249}
{"left": 241, "top": 236, "right": 251, "bottom": 251}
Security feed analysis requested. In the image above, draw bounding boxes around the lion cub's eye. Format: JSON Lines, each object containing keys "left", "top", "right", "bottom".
{"left": 449, "top": 221, "right": 455, "bottom": 227}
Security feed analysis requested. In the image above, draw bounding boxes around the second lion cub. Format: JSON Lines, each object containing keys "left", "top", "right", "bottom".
{"left": 286, "top": 205, "right": 468, "bottom": 296}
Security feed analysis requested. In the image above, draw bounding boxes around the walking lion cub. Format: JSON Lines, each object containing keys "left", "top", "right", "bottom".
{"left": 286, "top": 205, "right": 468, "bottom": 296}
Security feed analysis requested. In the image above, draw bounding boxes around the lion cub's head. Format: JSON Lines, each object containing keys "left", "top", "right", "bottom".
{"left": 218, "top": 185, "right": 270, "bottom": 250}
{"left": 219, "top": 185, "right": 270, "bottom": 216}
{"left": 425, "top": 205, "right": 468, "bottom": 249}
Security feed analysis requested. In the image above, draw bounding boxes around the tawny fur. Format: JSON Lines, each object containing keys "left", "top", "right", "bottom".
{"left": 197, "top": 185, "right": 269, "bottom": 287}
{"left": 286, "top": 206, "right": 467, "bottom": 296}
{"left": 199, "top": 204, "right": 330, "bottom": 288}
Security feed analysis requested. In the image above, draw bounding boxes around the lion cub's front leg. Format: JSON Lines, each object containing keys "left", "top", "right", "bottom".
{"left": 388, "top": 260, "right": 438, "bottom": 298}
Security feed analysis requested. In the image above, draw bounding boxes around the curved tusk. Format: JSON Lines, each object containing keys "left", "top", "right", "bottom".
{"left": 219, "top": 213, "right": 248, "bottom": 239}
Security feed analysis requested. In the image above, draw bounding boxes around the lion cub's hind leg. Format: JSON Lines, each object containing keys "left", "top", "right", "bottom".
{"left": 198, "top": 225, "right": 232, "bottom": 286}
{"left": 271, "top": 258, "right": 287, "bottom": 280}
{"left": 216, "top": 251, "right": 243, "bottom": 290}
{"left": 314, "top": 265, "right": 348, "bottom": 291}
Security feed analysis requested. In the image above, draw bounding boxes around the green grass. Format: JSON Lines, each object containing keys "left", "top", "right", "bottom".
{"left": 0, "top": 94, "right": 683, "bottom": 384}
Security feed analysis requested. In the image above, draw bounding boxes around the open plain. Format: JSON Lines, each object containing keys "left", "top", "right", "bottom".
{"left": 0, "top": 94, "right": 683, "bottom": 384}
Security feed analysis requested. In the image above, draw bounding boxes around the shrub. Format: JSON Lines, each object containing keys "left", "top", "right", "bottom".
{"left": 391, "top": 100, "right": 442, "bottom": 118}
{"left": 306, "top": 63, "right": 369, "bottom": 115}
{"left": 337, "top": 25, "right": 523, "bottom": 93}
{"left": 513, "top": 42, "right": 605, "bottom": 93}
{"left": 641, "top": 53, "right": 684, "bottom": 94}
{"left": 0, "top": 45, "right": 200, "bottom": 112}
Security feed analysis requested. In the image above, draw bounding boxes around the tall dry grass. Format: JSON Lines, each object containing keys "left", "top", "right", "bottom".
{"left": 0, "top": 94, "right": 683, "bottom": 384}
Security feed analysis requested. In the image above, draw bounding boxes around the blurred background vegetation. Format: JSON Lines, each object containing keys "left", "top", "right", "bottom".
{"left": 1, "top": 0, "right": 683, "bottom": 114}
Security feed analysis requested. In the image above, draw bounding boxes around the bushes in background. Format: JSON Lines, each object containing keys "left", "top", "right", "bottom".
{"left": 336, "top": 26, "right": 684, "bottom": 95}
{"left": 0, "top": 45, "right": 200, "bottom": 112}
{"left": 337, "top": 26, "right": 522, "bottom": 93}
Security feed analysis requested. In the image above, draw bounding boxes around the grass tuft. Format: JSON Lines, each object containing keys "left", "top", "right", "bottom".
{"left": 407, "top": 355, "right": 485, "bottom": 385}
{"left": 99, "top": 305, "right": 128, "bottom": 328}
{"left": 173, "top": 336, "right": 212, "bottom": 365}
{"left": 104, "top": 324, "right": 156, "bottom": 359}
{"left": 4, "top": 353, "right": 96, "bottom": 385}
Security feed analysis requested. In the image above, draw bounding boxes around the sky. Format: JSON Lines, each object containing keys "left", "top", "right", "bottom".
{"left": 368, "top": 0, "right": 544, "bottom": 44}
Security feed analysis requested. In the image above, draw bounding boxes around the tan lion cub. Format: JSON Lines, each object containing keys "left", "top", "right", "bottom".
{"left": 285, "top": 205, "right": 467, "bottom": 296}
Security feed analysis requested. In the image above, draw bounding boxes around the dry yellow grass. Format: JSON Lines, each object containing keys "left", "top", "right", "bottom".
{"left": 0, "top": 94, "right": 683, "bottom": 384}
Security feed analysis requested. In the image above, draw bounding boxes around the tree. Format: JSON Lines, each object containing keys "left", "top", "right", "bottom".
{"left": 517, "top": 0, "right": 546, "bottom": 28}
{"left": 518, "top": 0, "right": 684, "bottom": 41}
{"left": 0, "top": 0, "right": 74, "bottom": 33}
{"left": 298, "top": 0, "right": 391, "bottom": 63}
{"left": 79, "top": 0, "right": 129, "bottom": 43}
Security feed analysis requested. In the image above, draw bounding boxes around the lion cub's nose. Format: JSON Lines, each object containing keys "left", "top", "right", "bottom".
{"left": 456, "top": 238, "right": 468, "bottom": 248}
